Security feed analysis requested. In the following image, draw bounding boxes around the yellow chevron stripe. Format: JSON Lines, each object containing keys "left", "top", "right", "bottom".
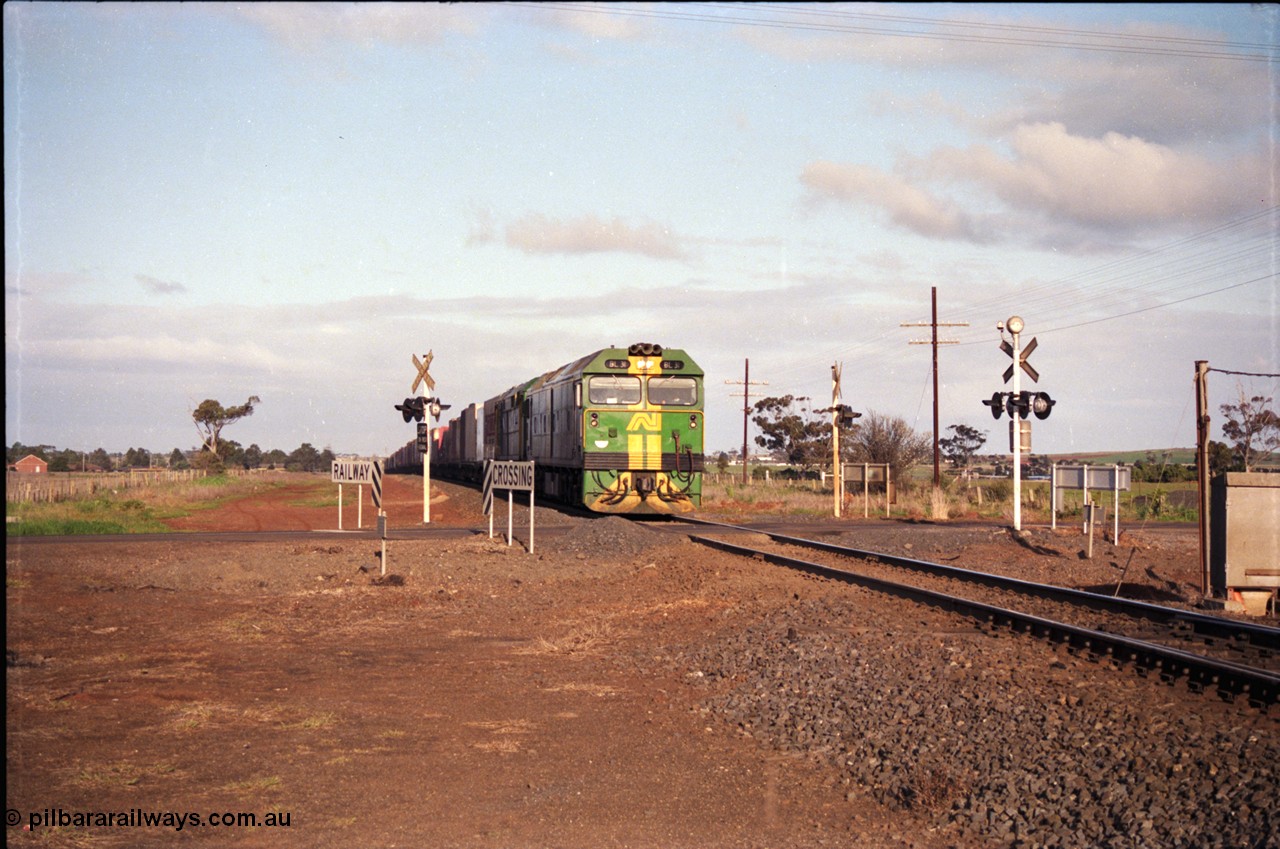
{"left": 627, "top": 434, "right": 662, "bottom": 470}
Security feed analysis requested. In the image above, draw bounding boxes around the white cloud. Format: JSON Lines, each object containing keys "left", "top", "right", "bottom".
{"left": 799, "top": 160, "right": 983, "bottom": 242}
{"left": 136, "top": 274, "right": 188, "bottom": 296}
{"left": 505, "top": 213, "right": 689, "bottom": 260}
{"left": 927, "top": 122, "right": 1271, "bottom": 229}
{"left": 801, "top": 124, "right": 1273, "bottom": 246}
{"left": 27, "top": 334, "right": 299, "bottom": 374}
{"left": 232, "top": 3, "right": 485, "bottom": 52}
{"left": 533, "top": 5, "right": 655, "bottom": 41}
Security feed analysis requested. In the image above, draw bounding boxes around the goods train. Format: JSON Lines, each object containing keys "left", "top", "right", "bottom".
{"left": 388, "top": 343, "right": 704, "bottom": 514}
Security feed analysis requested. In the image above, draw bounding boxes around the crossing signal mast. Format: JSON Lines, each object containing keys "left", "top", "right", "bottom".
{"left": 981, "top": 316, "right": 1056, "bottom": 531}
{"left": 393, "top": 351, "right": 450, "bottom": 523}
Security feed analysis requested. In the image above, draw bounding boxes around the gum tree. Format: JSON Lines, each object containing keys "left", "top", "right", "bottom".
{"left": 192, "top": 396, "right": 261, "bottom": 457}
{"left": 1220, "top": 393, "right": 1279, "bottom": 472}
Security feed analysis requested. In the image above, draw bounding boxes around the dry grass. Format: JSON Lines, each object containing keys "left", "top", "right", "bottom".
{"left": 522, "top": 620, "right": 616, "bottom": 656}
{"left": 701, "top": 475, "right": 1060, "bottom": 523}
{"left": 221, "top": 775, "right": 282, "bottom": 794}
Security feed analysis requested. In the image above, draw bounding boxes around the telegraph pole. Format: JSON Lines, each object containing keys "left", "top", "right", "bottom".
{"left": 902, "top": 287, "right": 967, "bottom": 488}
{"left": 725, "top": 359, "right": 768, "bottom": 485}
{"left": 1194, "top": 360, "right": 1211, "bottom": 596}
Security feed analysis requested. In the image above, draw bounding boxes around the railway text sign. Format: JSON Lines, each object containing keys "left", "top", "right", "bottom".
{"left": 331, "top": 459, "right": 377, "bottom": 485}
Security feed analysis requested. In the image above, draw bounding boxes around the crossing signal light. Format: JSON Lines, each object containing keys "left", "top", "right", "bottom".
{"left": 1032, "top": 391, "right": 1056, "bottom": 420}
{"left": 395, "top": 397, "right": 426, "bottom": 423}
{"left": 837, "top": 404, "right": 862, "bottom": 427}
{"left": 982, "top": 392, "right": 1004, "bottom": 419}
{"left": 1006, "top": 391, "right": 1034, "bottom": 420}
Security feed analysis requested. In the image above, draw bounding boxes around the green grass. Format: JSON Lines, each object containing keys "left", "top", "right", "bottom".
{"left": 703, "top": 473, "right": 1201, "bottom": 523}
{"left": 5, "top": 472, "right": 317, "bottom": 536}
{"left": 7, "top": 495, "right": 174, "bottom": 535}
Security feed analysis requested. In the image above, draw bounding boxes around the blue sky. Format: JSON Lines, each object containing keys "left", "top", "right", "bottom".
{"left": 5, "top": 2, "right": 1277, "bottom": 460}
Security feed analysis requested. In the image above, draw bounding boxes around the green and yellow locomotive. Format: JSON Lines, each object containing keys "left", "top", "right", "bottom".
{"left": 425, "top": 343, "right": 704, "bottom": 514}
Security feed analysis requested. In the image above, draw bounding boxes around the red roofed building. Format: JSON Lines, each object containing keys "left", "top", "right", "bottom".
{"left": 13, "top": 454, "right": 49, "bottom": 474}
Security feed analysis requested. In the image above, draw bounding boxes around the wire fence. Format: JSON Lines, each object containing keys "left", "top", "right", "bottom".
{"left": 6, "top": 469, "right": 209, "bottom": 504}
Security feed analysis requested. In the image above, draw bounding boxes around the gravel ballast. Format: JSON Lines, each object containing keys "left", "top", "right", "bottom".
{"left": 670, "top": 588, "right": 1278, "bottom": 849}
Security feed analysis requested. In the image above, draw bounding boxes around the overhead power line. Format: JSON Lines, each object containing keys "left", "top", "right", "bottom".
{"left": 517, "top": 2, "right": 1278, "bottom": 63}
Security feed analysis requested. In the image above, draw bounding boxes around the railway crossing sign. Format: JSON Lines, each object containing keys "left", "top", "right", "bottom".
{"left": 483, "top": 460, "right": 537, "bottom": 554}
{"left": 412, "top": 351, "right": 435, "bottom": 394}
{"left": 331, "top": 459, "right": 381, "bottom": 531}
{"left": 331, "top": 459, "right": 376, "bottom": 484}
{"left": 1001, "top": 336, "right": 1038, "bottom": 383}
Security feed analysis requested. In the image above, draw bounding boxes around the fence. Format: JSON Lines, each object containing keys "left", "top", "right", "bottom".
{"left": 6, "top": 469, "right": 208, "bottom": 504}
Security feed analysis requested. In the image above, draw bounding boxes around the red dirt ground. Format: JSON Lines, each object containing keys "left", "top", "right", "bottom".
{"left": 6, "top": 476, "right": 1207, "bottom": 848}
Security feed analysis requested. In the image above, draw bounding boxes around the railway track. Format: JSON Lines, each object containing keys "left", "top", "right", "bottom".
{"left": 675, "top": 517, "right": 1280, "bottom": 707}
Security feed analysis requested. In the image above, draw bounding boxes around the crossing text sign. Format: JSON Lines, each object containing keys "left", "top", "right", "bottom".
{"left": 489, "top": 461, "right": 534, "bottom": 491}
{"left": 482, "top": 460, "right": 535, "bottom": 517}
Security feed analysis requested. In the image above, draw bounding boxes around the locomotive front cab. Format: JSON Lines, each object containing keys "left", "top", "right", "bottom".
{"left": 580, "top": 343, "right": 704, "bottom": 514}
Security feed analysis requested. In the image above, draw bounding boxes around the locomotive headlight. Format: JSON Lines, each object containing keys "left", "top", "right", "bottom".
{"left": 689, "top": 414, "right": 698, "bottom": 429}
{"left": 590, "top": 412, "right": 599, "bottom": 428}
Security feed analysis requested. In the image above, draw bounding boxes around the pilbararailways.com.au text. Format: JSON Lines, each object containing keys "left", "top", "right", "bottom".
{"left": 11, "top": 807, "right": 291, "bottom": 832}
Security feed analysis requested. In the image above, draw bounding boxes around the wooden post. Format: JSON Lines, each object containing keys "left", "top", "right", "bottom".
{"left": 1195, "top": 360, "right": 1211, "bottom": 595}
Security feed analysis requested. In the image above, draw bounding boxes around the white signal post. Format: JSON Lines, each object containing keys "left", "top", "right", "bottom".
{"left": 411, "top": 351, "right": 436, "bottom": 525}
{"left": 1001, "top": 316, "right": 1028, "bottom": 531}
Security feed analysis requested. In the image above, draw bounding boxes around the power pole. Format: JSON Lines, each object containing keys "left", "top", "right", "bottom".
{"left": 1195, "top": 360, "right": 1211, "bottom": 596}
{"left": 902, "top": 287, "right": 967, "bottom": 488}
{"left": 725, "top": 359, "right": 768, "bottom": 485}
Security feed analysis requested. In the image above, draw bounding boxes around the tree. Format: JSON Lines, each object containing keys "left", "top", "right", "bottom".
{"left": 845, "top": 410, "right": 931, "bottom": 486}
{"left": 169, "top": 448, "right": 190, "bottom": 470}
{"left": 192, "top": 396, "right": 261, "bottom": 456}
{"left": 1206, "top": 440, "right": 1236, "bottom": 476}
{"left": 1220, "top": 393, "right": 1280, "bottom": 472}
{"left": 939, "top": 424, "right": 987, "bottom": 468}
{"left": 219, "top": 440, "right": 246, "bottom": 468}
{"left": 287, "top": 443, "right": 321, "bottom": 472}
{"left": 123, "top": 447, "right": 151, "bottom": 468}
{"left": 751, "top": 395, "right": 830, "bottom": 471}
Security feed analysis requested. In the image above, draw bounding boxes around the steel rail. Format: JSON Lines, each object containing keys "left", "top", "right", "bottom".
{"left": 676, "top": 516, "right": 1280, "bottom": 655}
{"left": 688, "top": 533, "right": 1279, "bottom": 707}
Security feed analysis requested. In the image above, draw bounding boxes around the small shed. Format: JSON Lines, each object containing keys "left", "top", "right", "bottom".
{"left": 14, "top": 454, "right": 49, "bottom": 474}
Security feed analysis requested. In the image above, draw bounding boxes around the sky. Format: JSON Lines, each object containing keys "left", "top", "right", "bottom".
{"left": 5, "top": 2, "right": 1278, "bottom": 461}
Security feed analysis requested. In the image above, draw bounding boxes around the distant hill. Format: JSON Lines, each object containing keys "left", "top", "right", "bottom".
{"left": 1053, "top": 448, "right": 1196, "bottom": 466}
